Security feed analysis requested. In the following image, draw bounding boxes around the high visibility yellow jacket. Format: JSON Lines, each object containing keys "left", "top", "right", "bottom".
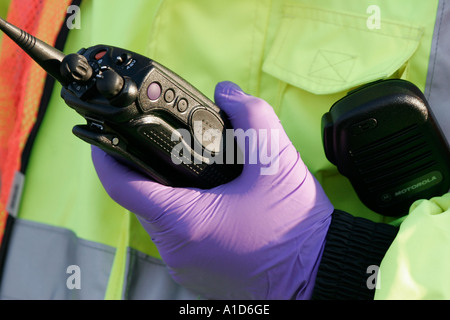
{"left": 0, "top": 0, "right": 448, "bottom": 299}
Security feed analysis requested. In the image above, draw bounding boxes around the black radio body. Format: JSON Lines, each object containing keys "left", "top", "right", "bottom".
{"left": 0, "top": 17, "right": 242, "bottom": 189}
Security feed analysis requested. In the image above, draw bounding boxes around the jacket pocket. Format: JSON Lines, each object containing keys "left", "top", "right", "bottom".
{"left": 263, "top": 2, "right": 424, "bottom": 95}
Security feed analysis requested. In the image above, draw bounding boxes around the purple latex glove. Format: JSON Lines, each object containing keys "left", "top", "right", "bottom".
{"left": 91, "top": 81, "right": 333, "bottom": 299}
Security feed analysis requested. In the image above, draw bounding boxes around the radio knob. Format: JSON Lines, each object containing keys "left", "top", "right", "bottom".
{"left": 60, "top": 53, "right": 93, "bottom": 83}
{"left": 96, "top": 68, "right": 124, "bottom": 99}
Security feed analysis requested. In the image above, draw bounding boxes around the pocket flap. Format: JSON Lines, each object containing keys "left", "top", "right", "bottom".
{"left": 263, "top": 3, "right": 424, "bottom": 95}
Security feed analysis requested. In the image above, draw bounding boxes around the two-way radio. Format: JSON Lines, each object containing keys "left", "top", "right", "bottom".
{"left": 0, "top": 17, "right": 243, "bottom": 189}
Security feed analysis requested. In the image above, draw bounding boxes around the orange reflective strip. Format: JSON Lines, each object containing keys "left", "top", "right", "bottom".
{"left": 0, "top": 0, "right": 72, "bottom": 244}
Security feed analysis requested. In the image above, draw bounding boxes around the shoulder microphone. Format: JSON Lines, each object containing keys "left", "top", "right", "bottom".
{"left": 322, "top": 79, "right": 450, "bottom": 217}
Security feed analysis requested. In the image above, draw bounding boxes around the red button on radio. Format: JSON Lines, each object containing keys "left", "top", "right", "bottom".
{"left": 95, "top": 50, "right": 107, "bottom": 60}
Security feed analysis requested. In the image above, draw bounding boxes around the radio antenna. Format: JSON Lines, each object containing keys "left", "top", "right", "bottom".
{"left": 0, "top": 16, "right": 67, "bottom": 84}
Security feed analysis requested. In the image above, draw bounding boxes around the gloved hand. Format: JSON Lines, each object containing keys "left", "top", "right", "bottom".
{"left": 91, "top": 81, "right": 334, "bottom": 299}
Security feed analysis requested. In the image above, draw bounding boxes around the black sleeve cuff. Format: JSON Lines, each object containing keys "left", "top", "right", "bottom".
{"left": 312, "top": 210, "right": 399, "bottom": 300}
